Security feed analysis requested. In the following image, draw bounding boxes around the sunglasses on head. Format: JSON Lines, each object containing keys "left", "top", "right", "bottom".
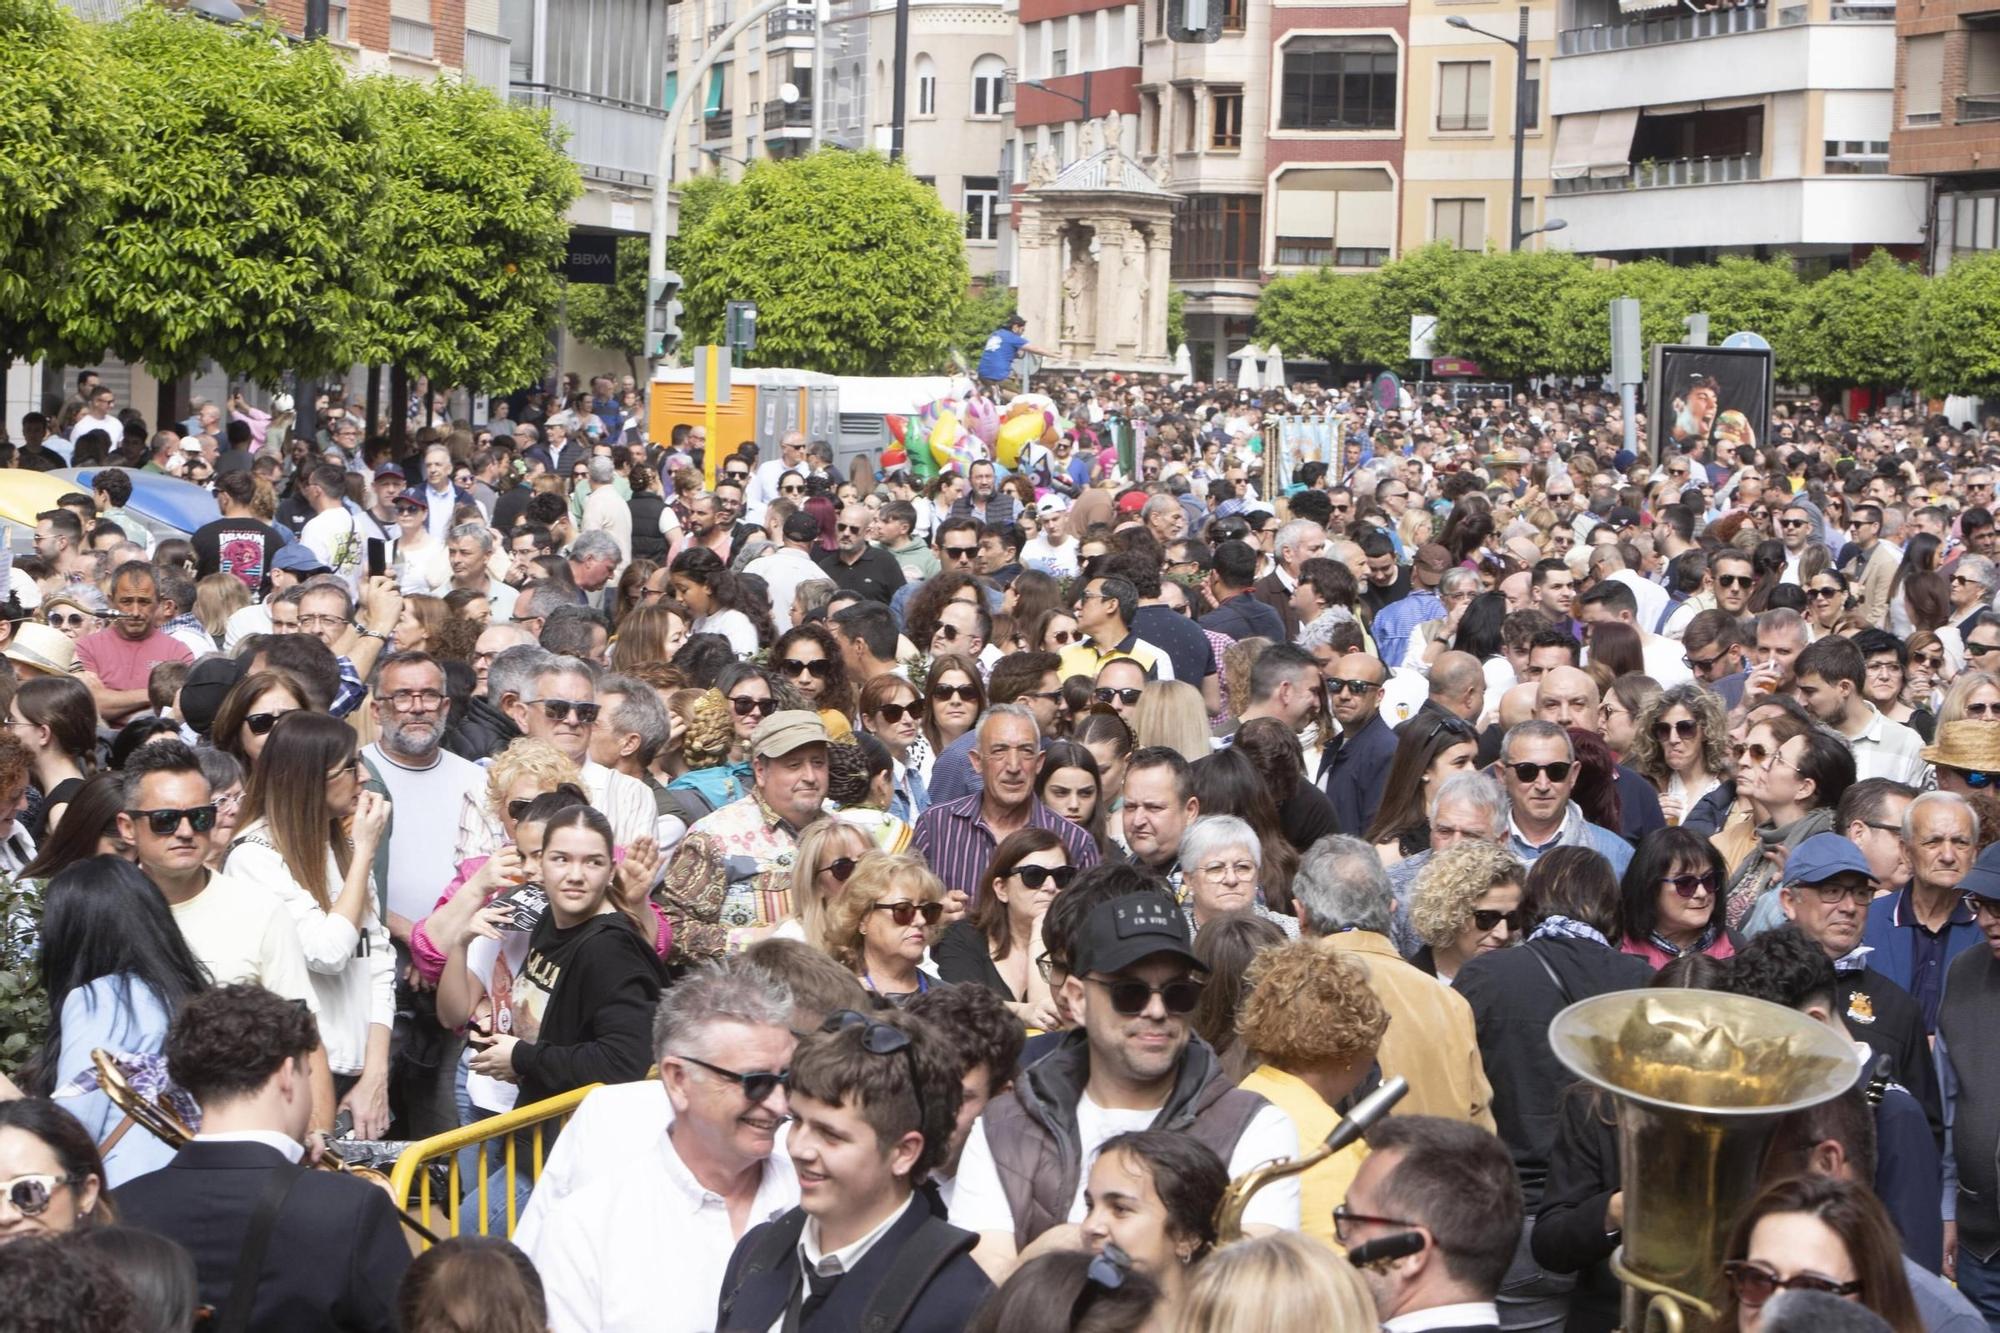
{"left": 1721, "top": 1261, "right": 1860, "bottom": 1307}
{"left": 870, "top": 899, "right": 945, "bottom": 926}
{"left": 1507, "top": 761, "right": 1573, "bottom": 784}
{"left": 780, "top": 657, "right": 833, "bottom": 679}
{"left": 1653, "top": 718, "right": 1699, "bottom": 741}
{"left": 3, "top": 1173, "right": 80, "bottom": 1216}
{"left": 536, "top": 698, "right": 601, "bottom": 724}
{"left": 1663, "top": 872, "right": 1718, "bottom": 899}
{"left": 820, "top": 1009, "right": 927, "bottom": 1120}
{"left": 1012, "top": 864, "right": 1076, "bottom": 891}
{"left": 674, "top": 1052, "right": 790, "bottom": 1104}
{"left": 1089, "top": 974, "right": 1205, "bottom": 1016}
{"left": 129, "top": 804, "right": 218, "bottom": 835}
{"left": 1471, "top": 908, "right": 1524, "bottom": 932}
{"left": 932, "top": 683, "right": 980, "bottom": 704}
{"left": 730, "top": 695, "right": 780, "bottom": 718}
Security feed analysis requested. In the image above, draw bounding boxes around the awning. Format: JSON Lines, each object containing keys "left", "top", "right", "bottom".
{"left": 1620, "top": 0, "right": 1678, "bottom": 14}
{"left": 1589, "top": 108, "right": 1640, "bottom": 178}
{"left": 1551, "top": 114, "right": 1597, "bottom": 179}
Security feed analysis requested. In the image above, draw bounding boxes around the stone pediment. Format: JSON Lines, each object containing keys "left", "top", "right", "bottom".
{"left": 1033, "top": 150, "right": 1180, "bottom": 199}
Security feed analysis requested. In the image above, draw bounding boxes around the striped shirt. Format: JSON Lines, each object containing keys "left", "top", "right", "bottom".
{"left": 913, "top": 794, "right": 1102, "bottom": 904}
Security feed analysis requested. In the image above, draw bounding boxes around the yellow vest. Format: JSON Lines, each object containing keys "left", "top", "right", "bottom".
{"left": 1235, "top": 1064, "right": 1367, "bottom": 1252}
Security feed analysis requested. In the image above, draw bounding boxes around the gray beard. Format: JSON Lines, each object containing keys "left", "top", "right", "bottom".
{"left": 381, "top": 722, "right": 439, "bottom": 761}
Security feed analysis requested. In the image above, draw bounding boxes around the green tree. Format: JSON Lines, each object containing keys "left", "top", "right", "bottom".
{"left": 1255, "top": 269, "right": 1375, "bottom": 367}
{"left": 678, "top": 150, "right": 968, "bottom": 374}
{"left": 1682, "top": 255, "right": 1803, "bottom": 365}
{"left": 360, "top": 75, "right": 579, "bottom": 393}
{"left": 949, "top": 284, "right": 1018, "bottom": 363}
{"left": 1543, "top": 259, "right": 1701, "bottom": 375}
{"left": 0, "top": 0, "right": 116, "bottom": 368}
{"left": 1791, "top": 250, "right": 1920, "bottom": 390}
{"left": 564, "top": 174, "right": 734, "bottom": 373}
{"left": 1167, "top": 288, "right": 1186, "bottom": 351}
{"left": 1915, "top": 251, "right": 2000, "bottom": 399}
{"left": 48, "top": 7, "right": 387, "bottom": 381}
{"left": 1357, "top": 243, "right": 1480, "bottom": 366}
{"left": 1435, "top": 250, "right": 1590, "bottom": 381}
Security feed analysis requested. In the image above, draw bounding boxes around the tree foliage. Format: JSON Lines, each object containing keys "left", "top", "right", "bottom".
{"left": 1254, "top": 269, "right": 1374, "bottom": 367}
{"left": 949, "top": 284, "right": 1018, "bottom": 364}
{"left": 678, "top": 149, "right": 969, "bottom": 374}
{"left": 1357, "top": 243, "right": 1480, "bottom": 366}
{"left": 1166, "top": 288, "right": 1186, "bottom": 351}
{"left": 1435, "top": 250, "right": 1590, "bottom": 381}
{"left": 47, "top": 7, "right": 388, "bottom": 381}
{"left": 1916, "top": 251, "right": 2000, "bottom": 399}
{"left": 1791, "top": 250, "right": 1920, "bottom": 389}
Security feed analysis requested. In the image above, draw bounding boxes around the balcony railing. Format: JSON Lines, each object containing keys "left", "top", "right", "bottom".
{"left": 1829, "top": 2, "right": 1894, "bottom": 17}
{"left": 1552, "top": 152, "right": 1762, "bottom": 194}
{"left": 764, "top": 99, "right": 813, "bottom": 130}
{"left": 664, "top": 34, "right": 679, "bottom": 63}
{"left": 510, "top": 84, "right": 667, "bottom": 186}
{"left": 1962, "top": 93, "right": 2000, "bottom": 122}
{"left": 463, "top": 29, "right": 510, "bottom": 91}
{"left": 708, "top": 21, "right": 731, "bottom": 41}
{"left": 766, "top": 7, "right": 816, "bottom": 38}
{"left": 703, "top": 109, "right": 735, "bottom": 140}
{"left": 1558, "top": 3, "right": 1765, "bottom": 55}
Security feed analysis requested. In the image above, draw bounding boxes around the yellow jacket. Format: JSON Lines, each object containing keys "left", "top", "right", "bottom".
{"left": 1321, "top": 932, "right": 1497, "bottom": 1132}
{"left": 1236, "top": 1064, "right": 1367, "bottom": 1251}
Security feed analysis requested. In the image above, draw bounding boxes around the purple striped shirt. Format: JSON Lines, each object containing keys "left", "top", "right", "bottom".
{"left": 912, "top": 794, "right": 1102, "bottom": 903}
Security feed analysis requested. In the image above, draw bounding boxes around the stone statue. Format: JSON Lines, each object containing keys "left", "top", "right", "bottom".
{"left": 1102, "top": 110, "right": 1123, "bottom": 154}
{"left": 1061, "top": 233, "right": 1096, "bottom": 346}
{"left": 1027, "top": 148, "right": 1057, "bottom": 188}
{"left": 1078, "top": 117, "right": 1100, "bottom": 159}
{"left": 1150, "top": 154, "right": 1172, "bottom": 186}
{"left": 1104, "top": 151, "right": 1123, "bottom": 187}
{"left": 1120, "top": 234, "right": 1147, "bottom": 347}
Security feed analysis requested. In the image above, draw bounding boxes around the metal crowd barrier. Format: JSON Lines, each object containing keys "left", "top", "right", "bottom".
{"left": 387, "top": 1082, "right": 602, "bottom": 1246}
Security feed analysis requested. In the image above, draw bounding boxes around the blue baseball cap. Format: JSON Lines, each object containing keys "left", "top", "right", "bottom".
{"left": 272, "top": 543, "right": 330, "bottom": 576}
{"left": 1959, "top": 842, "right": 2000, "bottom": 904}
{"left": 1784, "top": 833, "right": 1874, "bottom": 888}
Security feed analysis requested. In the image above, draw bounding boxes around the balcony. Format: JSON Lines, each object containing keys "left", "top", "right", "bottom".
{"left": 703, "top": 109, "right": 735, "bottom": 141}
{"left": 1554, "top": 152, "right": 1761, "bottom": 193}
{"left": 708, "top": 20, "right": 731, "bottom": 41}
{"left": 510, "top": 84, "right": 667, "bottom": 187}
{"left": 1558, "top": 4, "right": 1766, "bottom": 56}
{"left": 1552, "top": 173, "right": 1924, "bottom": 254}
{"left": 766, "top": 6, "right": 815, "bottom": 41}
{"left": 390, "top": 17, "right": 434, "bottom": 59}
{"left": 664, "top": 34, "right": 679, "bottom": 63}
{"left": 1962, "top": 93, "right": 2000, "bottom": 123}
{"left": 764, "top": 99, "right": 813, "bottom": 133}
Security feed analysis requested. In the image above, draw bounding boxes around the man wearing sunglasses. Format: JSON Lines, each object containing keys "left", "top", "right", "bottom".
{"left": 500, "top": 654, "right": 656, "bottom": 851}
{"left": 1496, "top": 720, "right": 1633, "bottom": 877}
{"left": 952, "top": 889, "right": 1299, "bottom": 1279}
{"left": 814, "top": 503, "right": 904, "bottom": 607}
{"left": 925, "top": 652, "right": 1067, "bottom": 805}
{"left": 525, "top": 964, "right": 804, "bottom": 1333}
{"left": 744, "top": 430, "right": 808, "bottom": 516}
{"left": 1060, "top": 576, "right": 1171, "bottom": 684}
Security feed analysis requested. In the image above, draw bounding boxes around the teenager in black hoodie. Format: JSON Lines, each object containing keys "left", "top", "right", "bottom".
{"left": 467, "top": 805, "right": 663, "bottom": 1105}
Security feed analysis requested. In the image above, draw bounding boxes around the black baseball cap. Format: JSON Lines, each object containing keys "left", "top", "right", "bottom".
{"left": 1073, "top": 891, "right": 1203, "bottom": 977}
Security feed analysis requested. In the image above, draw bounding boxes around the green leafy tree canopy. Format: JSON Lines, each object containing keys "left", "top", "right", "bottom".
{"left": 1254, "top": 269, "right": 1376, "bottom": 368}
{"left": 1916, "top": 251, "right": 2000, "bottom": 400}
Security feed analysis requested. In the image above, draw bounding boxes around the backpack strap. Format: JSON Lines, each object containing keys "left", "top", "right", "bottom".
{"left": 858, "top": 1215, "right": 979, "bottom": 1333}
{"left": 1524, "top": 941, "right": 1576, "bottom": 1007}
{"left": 718, "top": 1210, "right": 809, "bottom": 1328}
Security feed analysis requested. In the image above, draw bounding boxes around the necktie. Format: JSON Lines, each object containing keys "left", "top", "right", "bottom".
{"left": 799, "top": 1264, "right": 842, "bottom": 1324}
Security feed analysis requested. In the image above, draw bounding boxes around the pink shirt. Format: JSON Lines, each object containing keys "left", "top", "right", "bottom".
{"left": 75, "top": 627, "right": 193, "bottom": 689}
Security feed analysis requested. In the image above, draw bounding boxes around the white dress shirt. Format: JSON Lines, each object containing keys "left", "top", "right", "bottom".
{"left": 515, "top": 1081, "right": 672, "bottom": 1251}
{"left": 766, "top": 1195, "right": 918, "bottom": 1333}
{"left": 1385, "top": 1300, "right": 1501, "bottom": 1333}
{"left": 194, "top": 1129, "right": 306, "bottom": 1164}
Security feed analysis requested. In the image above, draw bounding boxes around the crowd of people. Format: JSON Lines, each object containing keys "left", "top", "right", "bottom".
{"left": 0, "top": 366, "right": 1998, "bottom": 1333}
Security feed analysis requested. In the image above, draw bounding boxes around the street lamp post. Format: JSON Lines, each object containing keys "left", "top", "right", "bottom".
{"left": 1447, "top": 6, "right": 1530, "bottom": 251}
{"left": 1017, "top": 70, "right": 1094, "bottom": 129}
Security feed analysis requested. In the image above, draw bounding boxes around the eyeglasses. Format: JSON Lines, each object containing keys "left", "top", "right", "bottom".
{"left": 1721, "top": 1261, "right": 1861, "bottom": 1307}
{"left": 835, "top": 523, "right": 864, "bottom": 535}
{"left": 1716, "top": 574, "right": 1755, "bottom": 590}
{"left": 870, "top": 899, "right": 945, "bottom": 926}
{"left": 1011, "top": 864, "right": 1076, "bottom": 891}
{"left": 730, "top": 695, "right": 779, "bottom": 719}
{"left": 385, "top": 689, "right": 445, "bottom": 712}
{"left": 673, "top": 1053, "right": 790, "bottom": 1105}
{"left": 935, "top": 624, "right": 978, "bottom": 644}
{"left": 1808, "top": 586, "right": 1843, "bottom": 601}
{"left": 724, "top": 470, "right": 750, "bottom": 482}
{"left": 535, "top": 699, "right": 601, "bottom": 724}
{"left": 819, "top": 856, "right": 860, "bottom": 882}
{"left": 1326, "top": 678, "right": 1381, "bottom": 697}
{"left": 128, "top": 804, "right": 218, "bottom": 835}
{"left": 1087, "top": 974, "right": 1205, "bottom": 1016}
{"left": 1653, "top": 718, "right": 1700, "bottom": 741}
{"left": 932, "top": 684, "right": 981, "bottom": 704}
{"left": 3, "top": 1173, "right": 81, "bottom": 1217}
{"left": 820, "top": 1009, "right": 926, "bottom": 1128}
{"left": 1332, "top": 1204, "right": 1420, "bottom": 1245}
{"left": 43, "top": 612, "right": 93, "bottom": 630}
{"left": 1663, "top": 872, "right": 1719, "bottom": 899}
{"left": 1471, "top": 908, "right": 1524, "bottom": 932}
{"left": 1962, "top": 893, "right": 2000, "bottom": 921}
{"left": 1507, "top": 761, "right": 1573, "bottom": 784}
{"left": 780, "top": 658, "right": 833, "bottom": 679}
{"left": 873, "top": 701, "right": 918, "bottom": 724}
{"left": 244, "top": 711, "right": 289, "bottom": 736}
{"left": 1797, "top": 878, "right": 1872, "bottom": 905}
{"left": 941, "top": 545, "right": 978, "bottom": 560}
{"left": 298, "top": 613, "right": 350, "bottom": 631}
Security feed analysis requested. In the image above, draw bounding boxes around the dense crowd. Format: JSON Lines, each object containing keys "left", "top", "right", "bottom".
{"left": 0, "top": 364, "right": 1998, "bottom": 1333}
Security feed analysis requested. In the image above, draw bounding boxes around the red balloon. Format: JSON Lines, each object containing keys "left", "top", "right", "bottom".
{"left": 886, "top": 414, "right": 907, "bottom": 444}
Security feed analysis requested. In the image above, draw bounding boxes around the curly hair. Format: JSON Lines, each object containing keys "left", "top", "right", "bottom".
{"left": 1627, "top": 681, "right": 1733, "bottom": 789}
{"left": 820, "top": 850, "right": 944, "bottom": 971}
{"left": 682, "top": 688, "right": 739, "bottom": 769}
{"left": 166, "top": 982, "right": 322, "bottom": 1105}
{"left": 773, "top": 621, "right": 856, "bottom": 718}
{"left": 1410, "top": 841, "right": 1527, "bottom": 948}
{"left": 904, "top": 572, "right": 989, "bottom": 662}
{"left": 484, "top": 737, "right": 583, "bottom": 823}
{"left": 1236, "top": 941, "right": 1390, "bottom": 1068}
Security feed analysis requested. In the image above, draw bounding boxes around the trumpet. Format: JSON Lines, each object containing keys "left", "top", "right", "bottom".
{"left": 92, "top": 1049, "right": 442, "bottom": 1245}
{"left": 1213, "top": 1075, "right": 1409, "bottom": 1245}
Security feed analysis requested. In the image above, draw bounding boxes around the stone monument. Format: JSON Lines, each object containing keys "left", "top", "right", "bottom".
{"left": 1016, "top": 113, "right": 1180, "bottom": 373}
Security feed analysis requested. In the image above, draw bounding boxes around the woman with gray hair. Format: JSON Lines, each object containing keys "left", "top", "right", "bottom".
{"left": 1178, "top": 815, "right": 1300, "bottom": 939}
{"left": 1405, "top": 567, "right": 1485, "bottom": 670}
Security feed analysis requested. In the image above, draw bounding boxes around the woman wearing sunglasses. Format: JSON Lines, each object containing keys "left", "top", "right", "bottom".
{"left": 1031, "top": 606, "right": 1084, "bottom": 656}
{"left": 1805, "top": 570, "right": 1851, "bottom": 639}
{"left": 0, "top": 1098, "right": 110, "bottom": 1245}
{"left": 1616, "top": 827, "right": 1738, "bottom": 968}
{"left": 209, "top": 667, "right": 309, "bottom": 772}
{"left": 913, "top": 653, "right": 985, "bottom": 788}
{"left": 859, "top": 672, "right": 930, "bottom": 823}
{"left": 771, "top": 623, "right": 856, "bottom": 739}
{"left": 224, "top": 712, "right": 395, "bottom": 1139}
{"left": 1716, "top": 1175, "right": 1920, "bottom": 1333}
{"left": 1364, "top": 710, "right": 1480, "bottom": 866}
{"left": 780, "top": 816, "right": 874, "bottom": 948}
{"left": 1409, "top": 841, "right": 1527, "bottom": 984}
{"left": 1630, "top": 683, "right": 1733, "bottom": 830}
{"left": 1724, "top": 717, "right": 1848, "bottom": 929}
{"left": 936, "top": 828, "right": 1070, "bottom": 1026}
{"left": 824, "top": 850, "right": 946, "bottom": 1006}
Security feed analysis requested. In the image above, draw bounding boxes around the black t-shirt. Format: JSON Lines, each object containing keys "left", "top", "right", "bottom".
{"left": 1131, "top": 603, "right": 1218, "bottom": 684}
{"left": 191, "top": 516, "right": 285, "bottom": 595}
{"left": 1360, "top": 567, "right": 1412, "bottom": 617}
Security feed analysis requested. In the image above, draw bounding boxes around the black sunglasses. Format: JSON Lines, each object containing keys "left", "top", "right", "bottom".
{"left": 674, "top": 1053, "right": 789, "bottom": 1105}
{"left": 820, "top": 856, "right": 860, "bottom": 882}
{"left": 873, "top": 701, "right": 918, "bottom": 724}
{"left": 821, "top": 1009, "right": 926, "bottom": 1126}
{"left": 1716, "top": 573, "right": 1755, "bottom": 589}
{"left": 1662, "top": 872, "right": 1718, "bottom": 899}
{"left": 506, "top": 783, "right": 587, "bottom": 822}
{"left": 731, "top": 695, "right": 780, "bottom": 718}
{"left": 869, "top": 900, "right": 945, "bottom": 927}
{"left": 129, "top": 804, "right": 218, "bottom": 835}
{"left": 245, "top": 711, "right": 287, "bottom": 736}
{"left": 931, "top": 684, "right": 981, "bottom": 704}
{"left": 780, "top": 658, "right": 833, "bottom": 679}
{"left": 941, "top": 545, "right": 979, "bottom": 560}
{"left": 1327, "top": 678, "right": 1380, "bottom": 696}
{"left": 1507, "top": 761, "right": 1574, "bottom": 784}
{"left": 1721, "top": 1260, "right": 1860, "bottom": 1306}
{"left": 1470, "top": 908, "right": 1524, "bottom": 932}
{"left": 1652, "top": 718, "right": 1699, "bottom": 741}
{"left": 1088, "top": 974, "right": 1205, "bottom": 1016}
{"left": 536, "top": 698, "right": 601, "bottom": 724}
{"left": 1012, "top": 864, "right": 1076, "bottom": 891}
{"left": 1095, "top": 686, "right": 1143, "bottom": 706}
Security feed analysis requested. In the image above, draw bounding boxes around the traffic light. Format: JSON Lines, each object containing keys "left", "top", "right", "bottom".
{"left": 725, "top": 300, "right": 758, "bottom": 352}
{"left": 1166, "top": 0, "right": 1223, "bottom": 43}
{"left": 648, "top": 271, "right": 685, "bottom": 361}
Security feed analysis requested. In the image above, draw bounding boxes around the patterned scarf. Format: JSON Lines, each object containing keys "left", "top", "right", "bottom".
{"left": 1529, "top": 915, "right": 1609, "bottom": 948}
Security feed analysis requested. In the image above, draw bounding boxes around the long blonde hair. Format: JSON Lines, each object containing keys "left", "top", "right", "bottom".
{"left": 789, "top": 818, "right": 874, "bottom": 953}
{"left": 1172, "top": 1232, "right": 1380, "bottom": 1333}
{"left": 1134, "top": 680, "right": 1212, "bottom": 762}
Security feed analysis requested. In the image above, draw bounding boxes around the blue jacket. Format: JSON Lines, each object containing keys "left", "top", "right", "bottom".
{"left": 1325, "top": 712, "right": 1400, "bottom": 836}
{"left": 1863, "top": 887, "right": 1984, "bottom": 1033}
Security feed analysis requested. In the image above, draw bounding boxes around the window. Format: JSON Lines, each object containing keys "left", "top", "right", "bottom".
{"left": 964, "top": 177, "right": 1002, "bottom": 242}
{"left": 1172, "top": 194, "right": 1263, "bottom": 279}
{"left": 1433, "top": 198, "right": 1486, "bottom": 251}
{"left": 1223, "top": 0, "right": 1246, "bottom": 32}
{"left": 1049, "top": 128, "right": 1066, "bottom": 162}
{"left": 916, "top": 175, "right": 937, "bottom": 189}
{"left": 1904, "top": 35, "right": 1944, "bottom": 124}
{"left": 1523, "top": 59, "right": 1541, "bottom": 130}
{"left": 972, "top": 55, "right": 1007, "bottom": 116}
{"left": 1053, "top": 48, "right": 1069, "bottom": 75}
{"left": 1824, "top": 139, "right": 1890, "bottom": 173}
{"left": 1273, "top": 167, "right": 1393, "bottom": 269}
{"left": 1279, "top": 36, "right": 1398, "bottom": 131}
{"left": 1143, "top": 90, "right": 1162, "bottom": 154}
{"left": 1212, "top": 89, "right": 1244, "bottom": 149}
{"left": 1177, "top": 86, "right": 1197, "bottom": 150}
{"left": 1437, "top": 61, "right": 1490, "bottom": 132}
{"left": 915, "top": 55, "right": 936, "bottom": 116}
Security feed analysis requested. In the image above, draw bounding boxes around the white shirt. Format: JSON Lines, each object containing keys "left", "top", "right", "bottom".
{"left": 531, "top": 1107, "right": 799, "bottom": 1333}
{"left": 1846, "top": 702, "right": 1931, "bottom": 787}
{"left": 301, "top": 506, "right": 365, "bottom": 592}
{"left": 696, "top": 608, "right": 760, "bottom": 657}
{"left": 1386, "top": 1301, "right": 1502, "bottom": 1333}
{"left": 950, "top": 1094, "right": 1301, "bottom": 1240}
{"left": 194, "top": 1130, "right": 306, "bottom": 1165}
{"left": 517, "top": 1081, "right": 673, "bottom": 1252}
{"left": 1637, "top": 631, "right": 1694, "bottom": 688}
{"left": 1021, "top": 534, "right": 1080, "bottom": 579}
{"left": 168, "top": 870, "right": 320, "bottom": 1015}
{"left": 1608, "top": 570, "right": 1669, "bottom": 632}
{"left": 743, "top": 546, "right": 825, "bottom": 635}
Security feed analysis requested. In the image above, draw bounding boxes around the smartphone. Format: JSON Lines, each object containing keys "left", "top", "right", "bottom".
{"left": 366, "top": 538, "right": 387, "bottom": 579}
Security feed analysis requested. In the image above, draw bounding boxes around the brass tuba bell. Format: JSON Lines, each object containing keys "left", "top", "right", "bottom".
{"left": 1548, "top": 990, "right": 1861, "bottom": 1333}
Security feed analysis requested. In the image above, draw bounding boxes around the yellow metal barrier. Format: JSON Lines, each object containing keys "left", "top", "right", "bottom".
{"left": 387, "top": 1083, "right": 602, "bottom": 1247}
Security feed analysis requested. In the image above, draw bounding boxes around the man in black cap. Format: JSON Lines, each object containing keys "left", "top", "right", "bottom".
{"left": 945, "top": 880, "right": 1299, "bottom": 1280}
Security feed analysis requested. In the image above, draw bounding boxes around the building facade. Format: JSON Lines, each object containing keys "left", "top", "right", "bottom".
{"left": 1889, "top": 0, "right": 2000, "bottom": 270}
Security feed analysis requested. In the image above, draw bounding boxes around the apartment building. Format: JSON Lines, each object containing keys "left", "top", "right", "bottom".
{"left": 1544, "top": 0, "right": 1925, "bottom": 261}
{"left": 1889, "top": 0, "right": 2000, "bottom": 269}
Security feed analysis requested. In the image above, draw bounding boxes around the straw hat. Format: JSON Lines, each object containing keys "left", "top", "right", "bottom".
{"left": 4, "top": 623, "right": 79, "bottom": 679}
{"left": 1920, "top": 719, "right": 2000, "bottom": 773}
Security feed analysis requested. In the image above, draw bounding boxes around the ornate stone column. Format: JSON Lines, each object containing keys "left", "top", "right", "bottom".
{"left": 1092, "top": 217, "right": 1133, "bottom": 362}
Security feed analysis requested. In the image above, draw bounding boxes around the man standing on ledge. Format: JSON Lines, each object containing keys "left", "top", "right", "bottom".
{"left": 976, "top": 313, "right": 1053, "bottom": 393}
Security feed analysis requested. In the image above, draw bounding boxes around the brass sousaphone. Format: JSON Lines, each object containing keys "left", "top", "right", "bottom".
{"left": 1547, "top": 990, "right": 1862, "bottom": 1333}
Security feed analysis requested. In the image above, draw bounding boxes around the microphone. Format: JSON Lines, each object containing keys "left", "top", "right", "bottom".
{"left": 1346, "top": 1231, "right": 1425, "bottom": 1271}
{"left": 1324, "top": 1075, "right": 1410, "bottom": 1156}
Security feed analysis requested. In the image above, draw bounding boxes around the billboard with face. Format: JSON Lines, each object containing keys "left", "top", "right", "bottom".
{"left": 1648, "top": 344, "right": 1774, "bottom": 467}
